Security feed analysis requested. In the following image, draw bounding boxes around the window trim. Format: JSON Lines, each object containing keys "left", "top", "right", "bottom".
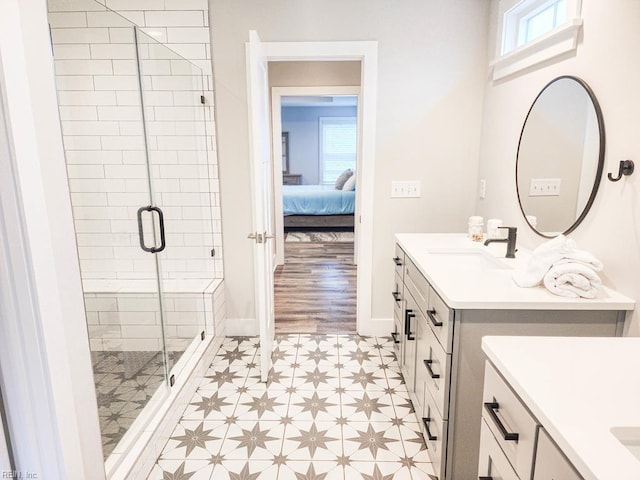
{"left": 492, "top": 0, "right": 583, "bottom": 80}
{"left": 318, "top": 116, "right": 357, "bottom": 185}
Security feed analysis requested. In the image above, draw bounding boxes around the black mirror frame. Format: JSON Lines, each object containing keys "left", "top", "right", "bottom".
{"left": 515, "top": 75, "right": 606, "bottom": 238}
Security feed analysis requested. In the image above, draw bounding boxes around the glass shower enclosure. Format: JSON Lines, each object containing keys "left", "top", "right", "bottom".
{"left": 49, "top": 1, "right": 219, "bottom": 466}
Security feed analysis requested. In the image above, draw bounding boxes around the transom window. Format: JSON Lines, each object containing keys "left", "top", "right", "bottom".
{"left": 319, "top": 117, "right": 357, "bottom": 184}
{"left": 502, "top": 0, "right": 569, "bottom": 55}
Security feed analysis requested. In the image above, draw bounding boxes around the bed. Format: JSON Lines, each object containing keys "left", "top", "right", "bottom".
{"left": 282, "top": 184, "right": 355, "bottom": 229}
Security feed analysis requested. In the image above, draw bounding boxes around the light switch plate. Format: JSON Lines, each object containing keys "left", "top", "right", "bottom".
{"left": 529, "top": 178, "right": 561, "bottom": 196}
{"left": 392, "top": 181, "right": 421, "bottom": 198}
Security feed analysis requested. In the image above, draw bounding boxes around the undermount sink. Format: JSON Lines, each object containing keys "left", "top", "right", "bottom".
{"left": 611, "top": 427, "right": 640, "bottom": 462}
{"left": 425, "top": 249, "right": 511, "bottom": 270}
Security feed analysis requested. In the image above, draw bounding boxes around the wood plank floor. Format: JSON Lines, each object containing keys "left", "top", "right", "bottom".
{"left": 274, "top": 241, "right": 356, "bottom": 334}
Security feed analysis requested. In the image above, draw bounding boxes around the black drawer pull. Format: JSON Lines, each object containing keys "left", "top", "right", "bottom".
{"left": 422, "top": 417, "right": 437, "bottom": 441}
{"left": 393, "top": 256, "right": 402, "bottom": 266}
{"left": 405, "top": 310, "right": 415, "bottom": 341}
{"left": 392, "top": 291, "right": 401, "bottom": 302}
{"left": 427, "top": 308, "right": 443, "bottom": 327}
{"left": 484, "top": 402, "right": 519, "bottom": 442}
{"left": 479, "top": 477, "right": 494, "bottom": 480}
{"left": 423, "top": 359, "right": 440, "bottom": 379}
{"left": 390, "top": 332, "right": 400, "bottom": 344}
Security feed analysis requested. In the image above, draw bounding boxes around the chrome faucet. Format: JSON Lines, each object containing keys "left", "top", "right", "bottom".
{"left": 483, "top": 226, "right": 517, "bottom": 258}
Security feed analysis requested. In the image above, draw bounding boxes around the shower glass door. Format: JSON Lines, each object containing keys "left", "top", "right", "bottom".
{"left": 48, "top": 3, "right": 172, "bottom": 463}
{"left": 135, "top": 29, "right": 213, "bottom": 377}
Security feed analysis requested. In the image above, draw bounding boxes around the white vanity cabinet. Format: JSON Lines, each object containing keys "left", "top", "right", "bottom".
{"left": 478, "top": 362, "right": 583, "bottom": 480}
{"left": 533, "top": 429, "right": 583, "bottom": 480}
{"left": 392, "top": 235, "right": 634, "bottom": 480}
{"left": 480, "top": 336, "right": 640, "bottom": 480}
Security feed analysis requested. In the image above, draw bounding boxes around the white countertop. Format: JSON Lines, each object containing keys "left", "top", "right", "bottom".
{"left": 482, "top": 336, "right": 640, "bottom": 480}
{"left": 395, "top": 233, "right": 634, "bottom": 310}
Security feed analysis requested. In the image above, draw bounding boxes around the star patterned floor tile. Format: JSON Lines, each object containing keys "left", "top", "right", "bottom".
{"left": 340, "top": 390, "right": 398, "bottom": 423}
{"left": 147, "top": 335, "right": 435, "bottom": 478}
{"left": 342, "top": 421, "right": 405, "bottom": 462}
{"left": 234, "top": 390, "right": 290, "bottom": 421}
{"left": 200, "top": 365, "right": 250, "bottom": 391}
{"left": 147, "top": 459, "right": 214, "bottom": 480}
{"left": 212, "top": 460, "right": 278, "bottom": 480}
{"left": 291, "top": 366, "right": 341, "bottom": 390}
{"left": 397, "top": 424, "right": 427, "bottom": 457}
{"left": 409, "top": 461, "right": 437, "bottom": 479}
{"left": 347, "top": 461, "right": 413, "bottom": 480}
{"left": 180, "top": 390, "right": 239, "bottom": 421}
{"left": 160, "top": 420, "right": 228, "bottom": 460}
{"left": 277, "top": 460, "right": 344, "bottom": 480}
{"left": 288, "top": 390, "right": 342, "bottom": 422}
{"left": 281, "top": 421, "right": 342, "bottom": 461}
{"left": 221, "top": 421, "right": 285, "bottom": 460}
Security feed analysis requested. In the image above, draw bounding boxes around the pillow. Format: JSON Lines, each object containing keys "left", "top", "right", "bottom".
{"left": 334, "top": 169, "right": 353, "bottom": 190}
{"left": 342, "top": 174, "right": 356, "bottom": 191}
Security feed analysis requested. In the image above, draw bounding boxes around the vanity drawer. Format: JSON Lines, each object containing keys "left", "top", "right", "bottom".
{"left": 391, "top": 309, "right": 402, "bottom": 359}
{"left": 404, "top": 256, "right": 429, "bottom": 311}
{"left": 419, "top": 317, "right": 451, "bottom": 419}
{"left": 414, "top": 309, "right": 429, "bottom": 416}
{"left": 422, "top": 387, "right": 448, "bottom": 480}
{"left": 483, "top": 362, "right": 539, "bottom": 480}
{"left": 533, "top": 428, "right": 583, "bottom": 480}
{"left": 393, "top": 244, "right": 405, "bottom": 279}
{"left": 478, "top": 419, "right": 520, "bottom": 480}
{"left": 427, "top": 286, "right": 454, "bottom": 353}
{"left": 392, "top": 273, "right": 403, "bottom": 321}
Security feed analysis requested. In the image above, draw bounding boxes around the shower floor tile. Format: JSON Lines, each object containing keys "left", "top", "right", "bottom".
{"left": 150, "top": 334, "right": 435, "bottom": 479}
{"left": 92, "top": 349, "right": 181, "bottom": 458}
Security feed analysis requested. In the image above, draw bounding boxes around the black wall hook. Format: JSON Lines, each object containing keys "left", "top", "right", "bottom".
{"left": 608, "top": 160, "right": 634, "bottom": 182}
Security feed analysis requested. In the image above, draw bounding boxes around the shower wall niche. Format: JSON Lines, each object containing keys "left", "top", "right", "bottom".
{"left": 48, "top": 0, "right": 224, "bottom": 464}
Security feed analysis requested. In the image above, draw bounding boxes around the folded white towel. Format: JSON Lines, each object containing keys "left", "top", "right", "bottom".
{"left": 512, "top": 235, "right": 603, "bottom": 288}
{"left": 543, "top": 262, "right": 602, "bottom": 298}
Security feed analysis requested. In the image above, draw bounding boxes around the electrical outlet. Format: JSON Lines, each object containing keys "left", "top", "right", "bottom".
{"left": 479, "top": 179, "right": 486, "bottom": 199}
{"left": 529, "top": 178, "right": 561, "bottom": 197}
{"left": 391, "top": 181, "right": 421, "bottom": 198}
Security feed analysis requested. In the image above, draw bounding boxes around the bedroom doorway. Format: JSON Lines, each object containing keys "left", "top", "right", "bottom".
{"left": 271, "top": 86, "right": 361, "bottom": 334}
{"left": 250, "top": 39, "right": 378, "bottom": 338}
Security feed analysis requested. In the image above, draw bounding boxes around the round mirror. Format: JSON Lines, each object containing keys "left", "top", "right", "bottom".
{"left": 516, "top": 76, "right": 605, "bottom": 237}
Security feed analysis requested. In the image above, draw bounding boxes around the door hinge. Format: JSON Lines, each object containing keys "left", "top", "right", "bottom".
{"left": 200, "top": 95, "right": 205, "bottom": 104}
{"left": 210, "top": 248, "right": 215, "bottom": 257}
{"left": 201, "top": 330, "right": 205, "bottom": 341}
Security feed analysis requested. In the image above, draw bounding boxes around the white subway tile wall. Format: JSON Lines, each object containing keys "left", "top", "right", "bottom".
{"left": 48, "top": 0, "right": 222, "bottom": 283}
{"left": 86, "top": 289, "right": 214, "bottom": 352}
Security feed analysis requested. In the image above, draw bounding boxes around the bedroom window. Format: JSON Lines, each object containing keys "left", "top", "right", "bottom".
{"left": 319, "top": 117, "right": 357, "bottom": 185}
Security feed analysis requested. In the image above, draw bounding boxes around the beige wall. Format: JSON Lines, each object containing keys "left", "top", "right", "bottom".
{"left": 477, "top": 0, "right": 640, "bottom": 334}
{"left": 269, "top": 61, "right": 361, "bottom": 87}
{"left": 210, "top": 0, "right": 490, "bottom": 333}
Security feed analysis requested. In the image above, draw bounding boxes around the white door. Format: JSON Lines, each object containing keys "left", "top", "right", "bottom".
{"left": 246, "top": 30, "right": 275, "bottom": 382}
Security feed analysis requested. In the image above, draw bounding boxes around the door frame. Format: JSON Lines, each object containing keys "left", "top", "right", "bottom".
{"left": 262, "top": 41, "right": 378, "bottom": 334}
{"left": 271, "top": 85, "right": 362, "bottom": 267}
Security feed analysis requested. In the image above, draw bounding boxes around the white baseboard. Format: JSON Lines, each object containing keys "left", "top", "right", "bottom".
{"left": 358, "top": 317, "right": 393, "bottom": 337}
{"left": 225, "top": 317, "right": 259, "bottom": 336}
